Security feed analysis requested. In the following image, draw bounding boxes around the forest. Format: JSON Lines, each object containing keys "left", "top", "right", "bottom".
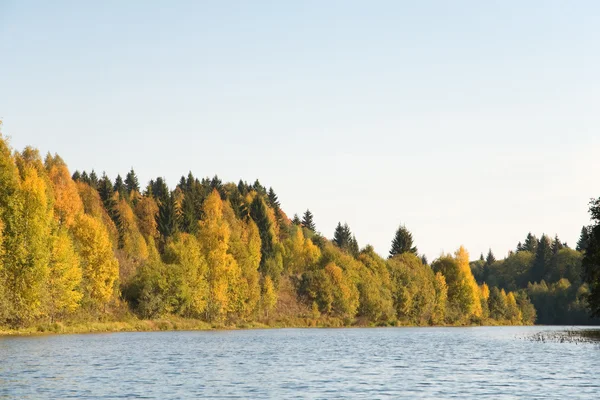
{"left": 1, "top": 130, "right": 599, "bottom": 332}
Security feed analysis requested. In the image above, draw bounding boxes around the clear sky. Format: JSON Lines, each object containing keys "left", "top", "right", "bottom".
{"left": 1, "top": 1, "right": 599, "bottom": 261}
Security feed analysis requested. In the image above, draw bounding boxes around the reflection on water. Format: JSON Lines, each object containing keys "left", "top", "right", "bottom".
{"left": 1, "top": 326, "right": 599, "bottom": 399}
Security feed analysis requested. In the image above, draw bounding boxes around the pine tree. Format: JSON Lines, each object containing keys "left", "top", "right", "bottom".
{"left": 389, "top": 224, "right": 417, "bottom": 257}
{"left": 577, "top": 226, "right": 591, "bottom": 252}
{"left": 80, "top": 171, "right": 90, "bottom": 185}
{"left": 250, "top": 195, "right": 275, "bottom": 270}
{"left": 156, "top": 192, "right": 178, "bottom": 240}
{"left": 125, "top": 168, "right": 140, "bottom": 193}
{"left": 292, "top": 214, "right": 301, "bottom": 225}
{"left": 531, "top": 234, "right": 552, "bottom": 283}
{"left": 523, "top": 233, "right": 538, "bottom": 253}
{"left": 485, "top": 249, "right": 496, "bottom": 266}
{"left": 89, "top": 170, "right": 99, "bottom": 189}
{"left": 113, "top": 174, "right": 126, "bottom": 198}
{"left": 302, "top": 209, "right": 316, "bottom": 232}
{"left": 71, "top": 170, "right": 81, "bottom": 181}
{"left": 551, "top": 235, "right": 564, "bottom": 255}
{"left": 421, "top": 254, "right": 429, "bottom": 266}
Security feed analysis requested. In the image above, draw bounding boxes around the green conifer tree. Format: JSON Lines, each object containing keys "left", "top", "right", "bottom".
{"left": 389, "top": 224, "right": 417, "bottom": 258}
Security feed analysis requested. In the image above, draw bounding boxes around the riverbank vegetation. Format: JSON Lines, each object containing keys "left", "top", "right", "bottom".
{"left": 1, "top": 128, "right": 597, "bottom": 333}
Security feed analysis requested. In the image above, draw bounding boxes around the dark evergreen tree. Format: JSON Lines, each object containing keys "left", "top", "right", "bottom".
{"left": 389, "top": 224, "right": 417, "bottom": 257}
{"left": 333, "top": 222, "right": 349, "bottom": 249}
{"left": 252, "top": 179, "right": 266, "bottom": 195}
{"left": 421, "top": 254, "right": 429, "bottom": 266}
{"left": 583, "top": 198, "right": 600, "bottom": 316}
{"left": 89, "top": 170, "right": 99, "bottom": 189}
{"left": 516, "top": 242, "right": 523, "bottom": 252}
{"left": 485, "top": 249, "right": 496, "bottom": 266}
{"left": 156, "top": 192, "right": 178, "bottom": 240}
{"left": 530, "top": 234, "right": 552, "bottom": 283}
{"left": 523, "top": 233, "right": 538, "bottom": 253}
{"left": 479, "top": 253, "right": 485, "bottom": 262}
{"left": 292, "top": 214, "right": 301, "bottom": 225}
{"left": 577, "top": 226, "right": 591, "bottom": 252}
{"left": 180, "top": 192, "right": 197, "bottom": 234}
{"left": 250, "top": 196, "right": 274, "bottom": 271}
{"left": 125, "top": 168, "right": 140, "bottom": 193}
{"left": 114, "top": 174, "right": 126, "bottom": 198}
{"left": 150, "top": 177, "right": 169, "bottom": 201}
{"left": 267, "top": 187, "right": 280, "bottom": 210}
{"left": 98, "top": 173, "right": 114, "bottom": 204}
{"left": 302, "top": 209, "right": 316, "bottom": 232}
{"left": 80, "top": 170, "right": 90, "bottom": 185}
{"left": 237, "top": 179, "right": 248, "bottom": 196}
{"left": 71, "top": 170, "right": 81, "bottom": 181}
{"left": 551, "top": 235, "right": 564, "bottom": 255}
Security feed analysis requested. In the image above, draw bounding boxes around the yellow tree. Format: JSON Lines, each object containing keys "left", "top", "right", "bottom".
{"left": 432, "top": 246, "right": 482, "bottom": 322}
{"left": 432, "top": 272, "right": 448, "bottom": 325}
{"left": 76, "top": 181, "right": 119, "bottom": 247}
{"left": 6, "top": 156, "right": 53, "bottom": 324}
{"left": 134, "top": 196, "right": 159, "bottom": 240}
{"left": 46, "top": 155, "right": 83, "bottom": 228}
{"left": 163, "top": 233, "right": 208, "bottom": 317}
{"left": 283, "top": 226, "right": 321, "bottom": 274}
{"left": 197, "top": 190, "right": 238, "bottom": 322}
{"left": 454, "top": 246, "right": 483, "bottom": 318}
{"left": 115, "top": 198, "right": 149, "bottom": 282}
{"left": 222, "top": 201, "right": 261, "bottom": 318}
{"left": 46, "top": 228, "right": 83, "bottom": 321}
{"left": 71, "top": 214, "right": 119, "bottom": 311}
{"left": 261, "top": 275, "right": 277, "bottom": 317}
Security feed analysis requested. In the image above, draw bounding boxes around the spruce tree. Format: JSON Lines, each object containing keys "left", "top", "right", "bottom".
{"left": 421, "top": 254, "right": 429, "bottom": 266}
{"left": 114, "top": 174, "right": 126, "bottom": 198}
{"left": 523, "top": 233, "right": 538, "bottom": 253}
{"left": 250, "top": 196, "right": 275, "bottom": 273}
{"left": 485, "top": 249, "right": 496, "bottom": 266}
{"left": 302, "top": 209, "right": 316, "bottom": 232}
{"left": 125, "top": 168, "right": 140, "bottom": 193}
{"left": 531, "top": 234, "right": 552, "bottom": 283}
{"left": 267, "top": 187, "right": 280, "bottom": 210}
{"left": 80, "top": 171, "right": 90, "bottom": 185}
{"left": 389, "top": 224, "right": 417, "bottom": 257}
{"left": 156, "top": 192, "right": 178, "bottom": 240}
{"left": 89, "top": 170, "right": 99, "bottom": 189}
{"left": 292, "top": 214, "right": 301, "bottom": 225}
{"left": 577, "top": 226, "right": 591, "bottom": 252}
{"left": 71, "top": 170, "right": 81, "bottom": 181}
{"left": 551, "top": 235, "right": 564, "bottom": 255}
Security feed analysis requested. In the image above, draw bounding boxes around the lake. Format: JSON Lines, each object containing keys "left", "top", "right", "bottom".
{"left": 1, "top": 326, "right": 598, "bottom": 399}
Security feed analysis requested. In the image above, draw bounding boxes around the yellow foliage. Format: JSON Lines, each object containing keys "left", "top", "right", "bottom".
{"left": 76, "top": 182, "right": 119, "bottom": 247}
{"left": 262, "top": 275, "right": 277, "bottom": 317}
{"left": 198, "top": 190, "right": 238, "bottom": 321}
{"left": 72, "top": 214, "right": 119, "bottom": 310}
{"left": 47, "top": 229, "right": 83, "bottom": 318}
{"left": 48, "top": 163, "right": 83, "bottom": 227}
{"left": 454, "top": 246, "right": 483, "bottom": 318}
{"left": 134, "top": 196, "right": 159, "bottom": 239}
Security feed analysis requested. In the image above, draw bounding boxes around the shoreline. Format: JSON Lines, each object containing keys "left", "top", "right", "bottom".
{"left": 0, "top": 317, "right": 541, "bottom": 337}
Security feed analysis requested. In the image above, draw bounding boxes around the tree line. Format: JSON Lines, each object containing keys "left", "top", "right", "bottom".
{"left": 7, "top": 130, "right": 594, "bottom": 329}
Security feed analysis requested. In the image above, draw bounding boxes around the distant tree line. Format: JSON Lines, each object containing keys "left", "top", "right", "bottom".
{"left": 8, "top": 127, "right": 599, "bottom": 329}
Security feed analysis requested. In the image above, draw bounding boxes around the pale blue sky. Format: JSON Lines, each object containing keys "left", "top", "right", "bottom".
{"left": 1, "top": 1, "right": 599, "bottom": 260}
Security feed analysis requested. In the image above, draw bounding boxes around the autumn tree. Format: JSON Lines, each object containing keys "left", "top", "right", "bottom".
{"left": 71, "top": 214, "right": 119, "bottom": 311}
{"left": 197, "top": 190, "right": 238, "bottom": 321}
{"left": 46, "top": 228, "right": 83, "bottom": 321}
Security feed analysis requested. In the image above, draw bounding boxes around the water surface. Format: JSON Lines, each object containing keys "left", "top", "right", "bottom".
{"left": 1, "top": 326, "right": 598, "bottom": 399}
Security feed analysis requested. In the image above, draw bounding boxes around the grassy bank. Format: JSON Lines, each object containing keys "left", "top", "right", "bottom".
{"left": 0, "top": 315, "right": 532, "bottom": 336}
